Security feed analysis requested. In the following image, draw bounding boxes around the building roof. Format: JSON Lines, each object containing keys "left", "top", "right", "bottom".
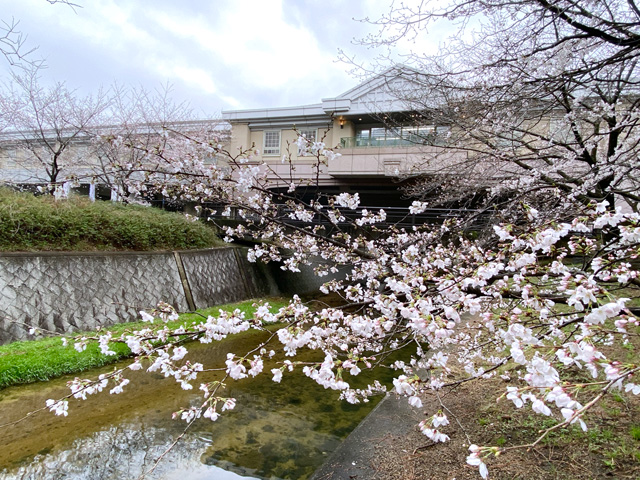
{"left": 221, "top": 66, "right": 426, "bottom": 126}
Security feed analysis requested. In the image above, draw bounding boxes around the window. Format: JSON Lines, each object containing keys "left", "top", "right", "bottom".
{"left": 355, "top": 128, "right": 371, "bottom": 147}
{"left": 416, "top": 126, "right": 435, "bottom": 143}
{"left": 263, "top": 130, "right": 281, "bottom": 155}
{"left": 298, "top": 129, "right": 317, "bottom": 142}
{"left": 370, "top": 127, "right": 386, "bottom": 146}
{"left": 297, "top": 128, "right": 317, "bottom": 155}
{"left": 351, "top": 124, "right": 450, "bottom": 147}
{"left": 496, "top": 128, "right": 525, "bottom": 149}
{"left": 203, "top": 153, "right": 218, "bottom": 165}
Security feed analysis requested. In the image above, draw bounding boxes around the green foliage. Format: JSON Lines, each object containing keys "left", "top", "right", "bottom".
{"left": 0, "top": 297, "right": 288, "bottom": 389}
{"left": 611, "top": 392, "right": 625, "bottom": 403}
{"left": 0, "top": 188, "right": 222, "bottom": 251}
{"left": 478, "top": 417, "right": 491, "bottom": 426}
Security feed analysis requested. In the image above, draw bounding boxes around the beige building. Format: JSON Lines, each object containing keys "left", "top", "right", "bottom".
{"left": 222, "top": 66, "right": 639, "bottom": 214}
{"left": 222, "top": 67, "right": 463, "bottom": 206}
{"left": 0, "top": 120, "right": 227, "bottom": 200}
{"left": 0, "top": 68, "right": 457, "bottom": 207}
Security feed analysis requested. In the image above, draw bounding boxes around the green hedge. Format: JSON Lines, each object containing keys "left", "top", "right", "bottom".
{"left": 0, "top": 188, "right": 222, "bottom": 251}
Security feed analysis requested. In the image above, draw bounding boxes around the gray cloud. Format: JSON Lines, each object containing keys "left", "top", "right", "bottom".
{"left": 0, "top": 0, "right": 395, "bottom": 114}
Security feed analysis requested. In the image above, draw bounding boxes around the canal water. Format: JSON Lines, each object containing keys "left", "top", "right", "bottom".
{"left": 0, "top": 330, "right": 401, "bottom": 479}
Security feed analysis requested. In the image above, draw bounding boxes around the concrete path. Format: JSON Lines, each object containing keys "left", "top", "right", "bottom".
{"left": 310, "top": 393, "right": 422, "bottom": 480}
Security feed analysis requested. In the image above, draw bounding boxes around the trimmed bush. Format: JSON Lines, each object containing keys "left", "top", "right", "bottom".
{"left": 0, "top": 188, "right": 222, "bottom": 251}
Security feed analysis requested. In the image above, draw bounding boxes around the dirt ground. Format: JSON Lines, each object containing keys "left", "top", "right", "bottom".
{"left": 313, "top": 378, "right": 640, "bottom": 480}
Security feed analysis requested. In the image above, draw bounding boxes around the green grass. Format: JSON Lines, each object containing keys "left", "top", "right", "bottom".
{"left": 0, "top": 297, "right": 289, "bottom": 389}
{"left": 0, "top": 188, "right": 223, "bottom": 251}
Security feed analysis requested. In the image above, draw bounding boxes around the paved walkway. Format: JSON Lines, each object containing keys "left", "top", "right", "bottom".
{"left": 310, "top": 394, "right": 422, "bottom": 480}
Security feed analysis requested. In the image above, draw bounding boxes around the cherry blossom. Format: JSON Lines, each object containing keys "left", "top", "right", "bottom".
{"left": 25, "top": 113, "right": 640, "bottom": 480}
{"left": 466, "top": 445, "right": 489, "bottom": 479}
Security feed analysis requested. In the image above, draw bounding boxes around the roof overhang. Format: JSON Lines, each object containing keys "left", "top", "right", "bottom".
{"left": 221, "top": 65, "right": 429, "bottom": 126}
{"left": 321, "top": 98, "right": 351, "bottom": 114}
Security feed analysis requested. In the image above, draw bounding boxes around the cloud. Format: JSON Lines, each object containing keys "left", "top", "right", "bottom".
{"left": 147, "top": 1, "right": 339, "bottom": 87}
{"left": 0, "top": 0, "right": 403, "bottom": 112}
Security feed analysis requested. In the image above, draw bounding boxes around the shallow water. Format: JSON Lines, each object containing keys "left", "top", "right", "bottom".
{"left": 0, "top": 330, "right": 401, "bottom": 479}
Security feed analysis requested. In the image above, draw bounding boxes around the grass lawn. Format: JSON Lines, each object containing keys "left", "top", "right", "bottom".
{"left": 0, "top": 297, "right": 289, "bottom": 389}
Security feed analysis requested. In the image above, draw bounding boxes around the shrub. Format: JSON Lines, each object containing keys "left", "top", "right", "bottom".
{"left": 0, "top": 188, "right": 222, "bottom": 251}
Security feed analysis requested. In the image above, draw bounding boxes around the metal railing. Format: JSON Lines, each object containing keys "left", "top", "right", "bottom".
{"left": 207, "top": 204, "right": 492, "bottom": 231}
{"left": 340, "top": 136, "right": 446, "bottom": 148}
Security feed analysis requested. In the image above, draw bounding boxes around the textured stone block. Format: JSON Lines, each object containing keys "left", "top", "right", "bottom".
{"left": 0, "top": 248, "right": 282, "bottom": 344}
{"left": 180, "top": 248, "right": 250, "bottom": 309}
{"left": 0, "top": 251, "right": 187, "bottom": 343}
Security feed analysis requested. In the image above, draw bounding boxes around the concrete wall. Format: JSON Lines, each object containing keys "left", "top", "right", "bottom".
{"left": 0, "top": 247, "right": 279, "bottom": 344}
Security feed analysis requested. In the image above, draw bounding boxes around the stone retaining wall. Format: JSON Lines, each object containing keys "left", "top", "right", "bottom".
{"left": 0, "top": 247, "right": 278, "bottom": 344}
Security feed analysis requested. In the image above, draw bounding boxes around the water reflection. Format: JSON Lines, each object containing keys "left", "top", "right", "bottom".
{"left": 3, "top": 423, "right": 259, "bottom": 480}
{"left": 0, "top": 330, "right": 398, "bottom": 479}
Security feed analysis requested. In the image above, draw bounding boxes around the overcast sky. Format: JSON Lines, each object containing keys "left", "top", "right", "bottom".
{"left": 0, "top": 0, "right": 445, "bottom": 117}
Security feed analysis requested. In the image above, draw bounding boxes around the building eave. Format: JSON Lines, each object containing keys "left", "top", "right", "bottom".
{"left": 222, "top": 103, "right": 327, "bottom": 121}
{"left": 221, "top": 65, "right": 434, "bottom": 126}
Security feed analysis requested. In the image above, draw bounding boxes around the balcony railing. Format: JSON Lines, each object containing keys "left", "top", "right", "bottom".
{"left": 206, "top": 204, "right": 492, "bottom": 230}
{"left": 340, "top": 135, "right": 444, "bottom": 148}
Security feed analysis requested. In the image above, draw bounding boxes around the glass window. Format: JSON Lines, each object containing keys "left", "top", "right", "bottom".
{"left": 348, "top": 124, "right": 449, "bottom": 147}
{"left": 355, "top": 128, "right": 371, "bottom": 147}
{"left": 263, "top": 130, "right": 281, "bottom": 155}
{"left": 417, "top": 125, "right": 435, "bottom": 140}
{"left": 370, "top": 127, "right": 386, "bottom": 146}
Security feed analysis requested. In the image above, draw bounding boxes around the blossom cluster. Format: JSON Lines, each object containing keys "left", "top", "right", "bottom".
{"left": 35, "top": 133, "right": 639, "bottom": 479}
